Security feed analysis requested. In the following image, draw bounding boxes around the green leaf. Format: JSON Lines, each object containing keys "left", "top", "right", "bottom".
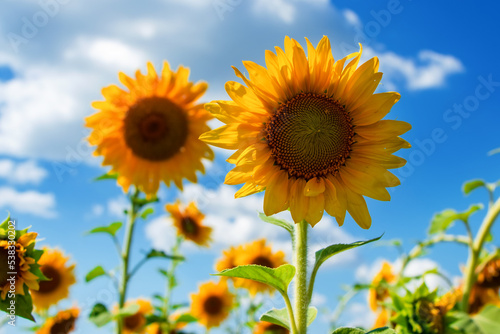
{"left": 146, "top": 249, "right": 184, "bottom": 261}
{"left": 463, "top": 179, "right": 486, "bottom": 195}
{"left": 132, "top": 196, "right": 159, "bottom": 208}
{"left": 258, "top": 213, "right": 294, "bottom": 237}
{"left": 87, "top": 222, "right": 122, "bottom": 237}
{"left": 89, "top": 303, "right": 113, "bottom": 327}
{"left": 94, "top": 172, "right": 118, "bottom": 181}
{"left": 314, "top": 235, "right": 382, "bottom": 272}
{"left": 331, "top": 327, "right": 364, "bottom": 334}
{"left": 215, "top": 264, "right": 296, "bottom": 295}
{"left": 85, "top": 266, "right": 106, "bottom": 282}
{"left": 115, "top": 303, "right": 140, "bottom": 317}
{"left": 0, "top": 285, "right": 35, "bottom": 321}
{"left": 140, "top": 207, "right": 154, "bottom": 220}
{"left": 307, "top": 306, "right": 318, "bottom": 327}
{"left": 473, "top": 305, "right": 500, "bottom": 333}
{"left": 429, "top": 204, "right": 483, "bottom": 234}
{"left": 260, "top": 308, "right": 290, "bottom": 330}
{"left": 175, "top": 313, "right": 198, "bottom": 324}
{"left": 367, "top": 328, "right": 397, "bottom": 334}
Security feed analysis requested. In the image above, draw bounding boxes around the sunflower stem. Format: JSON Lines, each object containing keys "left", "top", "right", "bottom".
{"left": 294, "top": 220, "right": 309, "bottom": 334}
{"left": 461, "top": 197, "right": 500, "bottom": 312}
{"left": 117, "top": 188, "right": 140, "bottom": 334}
{"left": 162, "top": 236, "right": 182, "bottom": 327}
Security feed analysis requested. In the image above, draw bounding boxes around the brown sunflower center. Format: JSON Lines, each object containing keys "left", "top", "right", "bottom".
{"left": 180, "top": 217, "right": 199, "bottom": 236}
{"left": 251, "top": 256, "right": 274, "bottom": 268}
{"left": 266, "top": 93, "right": 354, "bottom": 180}
{"left": 50, "top": 315, "right": 76, "bottom": 334}
{"left": 265, "top": 324, "right": 290, "bottom": 334}
{"left": 203, "top": 295, "right": 224, "bottom": 315}
{"left": 0, "top": 245, "right": 20, "bottom": 287}
{"left": 124, "top": 97, "right": 188, "bottom": 161}
{"left": 38, "top": 265, "right": 62, "bottom": 294}
{"left": 123, "top": 312, "right": 145, "bottom": 331}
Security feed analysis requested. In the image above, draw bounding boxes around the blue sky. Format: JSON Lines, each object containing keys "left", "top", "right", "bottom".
{"left": 0, "top": 0, "right": 499, "bottom": 333}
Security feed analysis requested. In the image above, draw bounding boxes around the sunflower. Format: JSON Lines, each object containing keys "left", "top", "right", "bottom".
{"left": 215, "top": 245, "right": 243, "bottom": 272}
{"left": 476, "top": 257, "right": 500, "bottom": 289}
{"left": 200, "top": 36, "right": 410, "bottom": 228}
{"left": 145, "top": 310, "right": 188, "bottom": 333}
{"left": 167, "top": 201, "right": 212, "bottom": 246}
{"left": 118, "top": 298, "right": 154, "bottom": 334}
{"left": 368, "top": 261, "right": 395, "bottom": 328}
{"left": 254, "top": 321, "right": 290, "bottom": 334}
{"left": 86, "top": 61, "right": 214, "bottom": 196}
{"left": 37, "top": 307, "right": 79, "bottom": 334}
{"left": 0, "top": 231, "right": 40, "bottom": 300}
{"left": 190, "top": 280, "right": 234, "bottom": 329}
{"left": 468, "top": 284, "right": 500, "bottom": 314}
{"left": 31, "top": 248, "right": 76, "bottom": 310}
{"left": 232, "top": 239, "right": 287, "bottom": 295}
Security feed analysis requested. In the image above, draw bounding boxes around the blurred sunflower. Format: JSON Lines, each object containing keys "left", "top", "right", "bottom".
{"left": 215, "top": 245, "right": 242, "bottom": 272}
{"left": 119, "top": 298, "right": 153, "bottom": 334}
{"left": 37, "top": 307, "right": 79, "bottom": 334}
{"left": 86, "top": 61, "right": 214, "bottom": 196}
{"left": 200, "top": 36, "right": 410, "bottom": 228}
{"left": 233, "top": 239, "right": 287, "bottom": 295}
{"left": 31, "top": 248, "right": 76, "bottom": 310}
{"left": 368, "top": 261, "right": 395, "bottom": 328}
{"left": 254, "top": 321, "right": 290, "bottom": 334}
{"left": 468, "top": 257, "right": 500, "bottom": 314}
{"left": 0, "top": 230, "right": 40, "bottom": 299}
{"left": 145, "top": 309, "right": 189, "bottom": 333}
{"left": 167, "top": 201, "right": 212, "bottom": 247}
{"left": 190, "top": 280, "right": 234, "bottom": 329}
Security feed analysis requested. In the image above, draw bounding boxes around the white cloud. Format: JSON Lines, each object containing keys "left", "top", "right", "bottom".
{"left": 0, "top": 159, "right": 48, "bottom": 184}
{"left": 345, "top": 302, "right": 376, "bottom": 329}
{"left": 0, "top": 186, "right": 56, "bottom": 218}
{"left": 343, "top": 9, "right": 362, "bottom": 28}
{"left": 364, "top": 47, "right": 464, "bottom": 90}
{"left": 107, "top": 196, "right": 128, "bottom": 218}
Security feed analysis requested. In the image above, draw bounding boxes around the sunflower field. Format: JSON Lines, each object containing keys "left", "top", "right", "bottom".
{"left": 0, "top": 1, "right": 499, "bottom": 334}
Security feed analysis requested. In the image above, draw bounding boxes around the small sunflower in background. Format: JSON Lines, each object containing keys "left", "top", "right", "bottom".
{"left": 467, "top": 256, "right": 500, "bottom": 314}
{"left": 368, "top": 261, "right": 395, "bottom": 328}
{"left": 37, "top": 306, "right": 79, "bottom": 334}
{"left": 253, "top": 321, "right": 290, "bottom": 334}
{"left": 0, "top": 223, "right": 41, "bottom": 300}
{"left": 86, "top": 61, "right": 214, "bottom": 196}
{"left": 215, "top": 245, "right": 243, "bottom": 273}
{"left": 215, "top": 240, "right": 287, "bottom": 295}
{"left": 31, "top": 248, "right": 76, "bottom": 310}
{"left": 145, "top": 309, "right": 190, "bottom": 333}
{"left": 190, "top": 280, "right": 234, "bottom": 329}
{"left": 200, "top": 36, "right": 410, "bottom": 228}
{"left": 167, "top": 201, "right": 212, "bottom": 247}
{"left": 119, "top": 298, "right": 153, "bottom": 334}
{"left": 233, "top": 239, "right": 287, "bottom": 295}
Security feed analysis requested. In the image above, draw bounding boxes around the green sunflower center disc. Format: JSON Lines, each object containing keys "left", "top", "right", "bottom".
{"left": 266, "top": 93, "right": 354, "bottom": 179}
{"left": 203, "top": 296, "right": 224, "bottom": 315}
{"left": 124, "top": 97, "right": 188, "bottom": 161}
{"left": 181, "top": 217, "right": 199, "bottom": 237}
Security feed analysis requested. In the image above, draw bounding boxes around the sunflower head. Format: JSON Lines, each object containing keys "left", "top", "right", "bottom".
{"left": 37, "top": 306, "right": 79, "bottom": 334}
{"left": 167, "top": 201, "right": 212, "bottom": 247}
{"left": 468, "top": 284, "right": 500, "bottom": 315}
{"left": 31, "top": 248, "right": 76, "bottom": 310}
{"left": 118, "top": 298, "right": 153, "bottom": 334}
{"left": 477, "top": 256, "right": 500, "bottom": 289}
{"left": 200, "top": 36, "right": 410, "bottom": 228}
{"left": 368, "top": 261, "right": 395, "bottom": 311}
{"left": 232, "top": 239, "right": 287, "bottom": 295}
{"left": 190, "top": 280, "right": 234, "bottom": 329}
{"left": 215, "top": 245, "right": 243, "bottom": 273}
{"left": 86, "top": 61, "right": 214, "bottom": 196}
{"left": 253, "top": 321, "right": 290, "bottom": 334}
{"left": 0, "top": 215, "right": 46, "bottom": 321}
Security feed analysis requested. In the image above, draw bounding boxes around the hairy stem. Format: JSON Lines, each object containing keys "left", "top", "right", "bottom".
{"left": 117, "top": 189, "right": 140, "bottom": 334}
{"left": 294, "top": 221, "right": 309, "bottom": 333}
